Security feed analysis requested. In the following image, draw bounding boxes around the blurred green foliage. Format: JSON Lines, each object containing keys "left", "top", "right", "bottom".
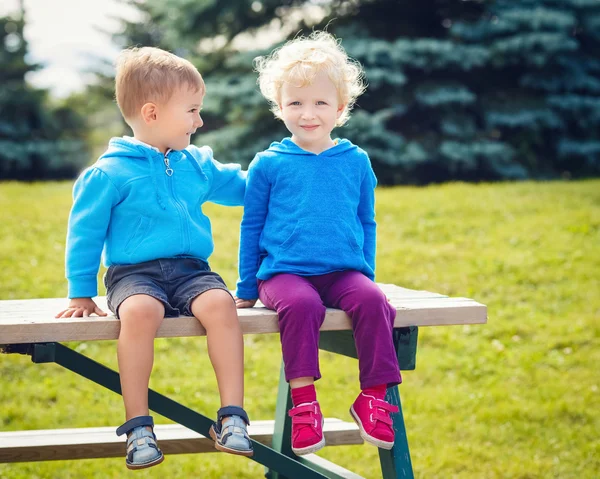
{"left": 2, "top": 1, "right": 599, "bottom": 183}
{"left": 0, "top": 13, "right": 89, "bottom": 180}
{"left": 95, "top": 0, "right": 600, "bottom": 184}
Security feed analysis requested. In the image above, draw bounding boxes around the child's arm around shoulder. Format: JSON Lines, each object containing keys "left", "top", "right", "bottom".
{"left": 187, "top": 145, "right": 246, "bottom": 206}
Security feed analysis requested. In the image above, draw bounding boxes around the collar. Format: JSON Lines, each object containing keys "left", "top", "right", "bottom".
{"left": 123, "top": 136, "right": 164, "bottom": 153}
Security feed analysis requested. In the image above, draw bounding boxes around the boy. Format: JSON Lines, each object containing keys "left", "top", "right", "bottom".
{"left": 56, "top": 47, "right": 253, "bottom": 469}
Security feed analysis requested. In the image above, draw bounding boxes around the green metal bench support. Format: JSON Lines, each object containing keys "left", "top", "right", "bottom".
{"left": 4, "top": 342, "right": 330, "bottom": 479}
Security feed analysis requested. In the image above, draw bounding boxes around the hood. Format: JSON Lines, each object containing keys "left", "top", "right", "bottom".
{"left": 266, "top": 137, "right": 358, "bottom": 157}
{"left": 100, "top": 136, "right": 165, "bottom": 161}
{"left": 99, "top": 137, "right": 176, "bottom": 210}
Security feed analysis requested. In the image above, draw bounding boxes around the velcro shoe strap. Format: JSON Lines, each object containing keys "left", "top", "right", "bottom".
{"left": 372, "top": 399, "right": 399, "bottom": 414}
{"left": 291, "top": 415, "right": 317, "bottom": 426}
{"left": 116, "top": 415, "right": 154, "bottom": 437}
{"left": 288, "top": 404, "right": 318, "bottom": 417}
{"left": 217, "top": 406, "right": 250, "bottom": 426}
{"left": 372, "top": 411, "right": 394, "bottom": 426}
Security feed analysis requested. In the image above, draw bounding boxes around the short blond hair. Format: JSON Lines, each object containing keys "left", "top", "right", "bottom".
{"left": 115, "top": 46, "right": 205, "bottom": 122}
{"left": 255, "top": 31, "right": 366, "bottom": 126}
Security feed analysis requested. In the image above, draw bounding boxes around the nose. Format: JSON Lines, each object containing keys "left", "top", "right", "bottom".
{"left": 195, "top": 113, "right": 203, "bottom": 128}
{"left": 300, "top": 108, "right": 315, "bottom": 120}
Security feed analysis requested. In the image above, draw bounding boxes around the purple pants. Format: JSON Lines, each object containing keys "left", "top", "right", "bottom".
{"left": 259, "top": 271, "right": 402, "bottom": 390}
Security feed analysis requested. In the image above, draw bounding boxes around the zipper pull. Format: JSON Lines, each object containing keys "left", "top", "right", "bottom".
{"left": 164, "top": 153, "right": 174, "bottom": 176}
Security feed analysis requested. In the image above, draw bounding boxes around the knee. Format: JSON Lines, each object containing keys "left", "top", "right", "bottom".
{"left": 357, "top": 289, "right": 394, "bottom": 317}
{"left": 279, "top": 296, "right": 325, "bottom": 341}
{"left": 119, "top": 295, "right": 164, "bottom": 326}
{"left": 280, "top": 295, "right": 325, "bottom": 319}
{"left": 191, "top": 289, "right": 236, "bottom": 318}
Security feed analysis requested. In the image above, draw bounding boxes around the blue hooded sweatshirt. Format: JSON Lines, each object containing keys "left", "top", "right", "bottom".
{"left": 66, "top": 137, "right": 246, "bottom": 298}
{"left": 235, "top": 138, "right": 377, "bottom": 300}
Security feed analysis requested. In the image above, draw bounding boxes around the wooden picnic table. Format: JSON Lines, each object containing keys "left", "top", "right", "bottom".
{"left": 0, "top": 284, "right": 487, "bottom": 479}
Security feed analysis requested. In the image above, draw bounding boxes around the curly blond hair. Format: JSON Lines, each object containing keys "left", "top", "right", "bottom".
{"left": 255, "top": 31, "right": 366, "bottom": 126}
{"left": 115, "top": 46, "right": 205, "bottom": 122}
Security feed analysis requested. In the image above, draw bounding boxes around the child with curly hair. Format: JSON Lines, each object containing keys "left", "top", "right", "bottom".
{"left": 235, "top": 32, "right": 401, "bottom": 455}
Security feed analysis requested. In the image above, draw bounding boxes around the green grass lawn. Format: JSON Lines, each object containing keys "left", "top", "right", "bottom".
{"left": 0, "top": 179, "right": 598, "bottom": 479}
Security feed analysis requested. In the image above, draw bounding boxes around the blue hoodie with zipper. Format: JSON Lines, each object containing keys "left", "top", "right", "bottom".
{"left": 66, "top": 137, "right": 246, "bottom": 299}
{"left": 235, "top": 137, "right": 377, "bottom": 300}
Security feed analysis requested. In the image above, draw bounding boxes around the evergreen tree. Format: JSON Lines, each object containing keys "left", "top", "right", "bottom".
{"left": 0, "top": 8, "right": 89, "bottom": 180}
{"left": 461, "top": 0, "right": 600, "bottom": 179}
{"left": 103, "top": 0, "right": 600, "bottom": 183}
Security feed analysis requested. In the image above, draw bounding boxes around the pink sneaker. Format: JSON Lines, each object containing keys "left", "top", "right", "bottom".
{"left": 350, "top": 392, "right": 398, "bottom": 450}
{"left": 288, "top": 401, "right": 325, "bottom": 455}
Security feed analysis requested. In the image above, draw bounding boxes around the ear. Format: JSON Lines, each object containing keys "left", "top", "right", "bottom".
{"left": 336, "top": 104, "right": 346, "bottom": 119}
{"left": 140, "top": 102, "right": 158, "bottom": 124}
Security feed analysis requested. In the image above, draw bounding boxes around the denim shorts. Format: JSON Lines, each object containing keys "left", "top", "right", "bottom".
{"left": 104, "top": 257, "right": 231, "bottom": 318}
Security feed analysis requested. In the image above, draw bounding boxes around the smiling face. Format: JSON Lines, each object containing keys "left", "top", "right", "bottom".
{"left": 152, "top": 85, "right": 204, "bottom": 153}
{"left": 279, "top": 70, "right": 345, "bottom": 154}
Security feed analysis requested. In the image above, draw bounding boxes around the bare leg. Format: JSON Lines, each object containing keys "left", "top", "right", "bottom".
{"left": 191, "top": 289, "right": 243, "bottom": 406}
{"left": 117, "top": 294, "right": 165, "bottom": 420}
{"left": 290, "top": 377, "right": 314, "bottom": 389}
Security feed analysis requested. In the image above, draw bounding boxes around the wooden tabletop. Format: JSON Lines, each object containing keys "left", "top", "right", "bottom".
{"left": 0, "top": 284, "right": 487, "bottom": 344}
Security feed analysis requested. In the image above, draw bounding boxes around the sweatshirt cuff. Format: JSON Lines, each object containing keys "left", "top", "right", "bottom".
{"left": 68, "top": 275, "right": 98, "bottom": 299}
{"left": 235, "top": 285, "right": 259, "bottom": 301}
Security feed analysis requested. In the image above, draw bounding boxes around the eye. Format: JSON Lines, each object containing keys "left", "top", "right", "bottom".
{"left": 189, "top": 108, "right": 198, "bottom": 113}
{"left": 289, "top": 101, "right": 301, "bottom": 106}
{"left": 317, "top": 101, "right": 328, "bottom": 106}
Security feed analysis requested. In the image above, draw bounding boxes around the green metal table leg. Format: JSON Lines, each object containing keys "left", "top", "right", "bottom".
{"left": 378, "top": 327, "right": 417, "bottom": 478}
{"left": 394, "top": 327, "right": 418, "bottom": 371}
{"left": 265, "top": 362, "right": 293, "bottom": 479}
{"left": 29, "top": 343, "right": 329, "bottom": 479}
{"left": 378, "top": 386, "right": 414, "bottom": 479}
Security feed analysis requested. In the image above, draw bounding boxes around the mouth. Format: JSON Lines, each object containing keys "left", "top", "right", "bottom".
{"left": 301, "top": 125, "right": 319, "bottom": 131}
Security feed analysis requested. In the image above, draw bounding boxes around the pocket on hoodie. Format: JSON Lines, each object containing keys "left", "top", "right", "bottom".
{"left": 123, "top": 216, "right": 154, "bottom": 257}
{"left": 279, "top": 218, "right": 361, "bottom": 260}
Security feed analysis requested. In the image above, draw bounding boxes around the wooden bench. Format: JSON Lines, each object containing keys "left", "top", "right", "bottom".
{"left": 0, "top": 284, "right": 487, "bottom": 479}
{"left": 0, "top": 419, "right": 361, "bottom": 462}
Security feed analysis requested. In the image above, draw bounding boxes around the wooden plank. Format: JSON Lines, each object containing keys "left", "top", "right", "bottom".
{"left": 0, "top": 284, "right": 487, "bottom": 344}
{"left": 0, "top": 418, "right": 362, "bottom": 463}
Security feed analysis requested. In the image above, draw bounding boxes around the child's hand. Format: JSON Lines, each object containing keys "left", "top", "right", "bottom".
{"left": 55, "top": 298, "right": 108, "bottom": 318}
{"left": 234, "top": 297, "right": 257, "bottom": 308}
